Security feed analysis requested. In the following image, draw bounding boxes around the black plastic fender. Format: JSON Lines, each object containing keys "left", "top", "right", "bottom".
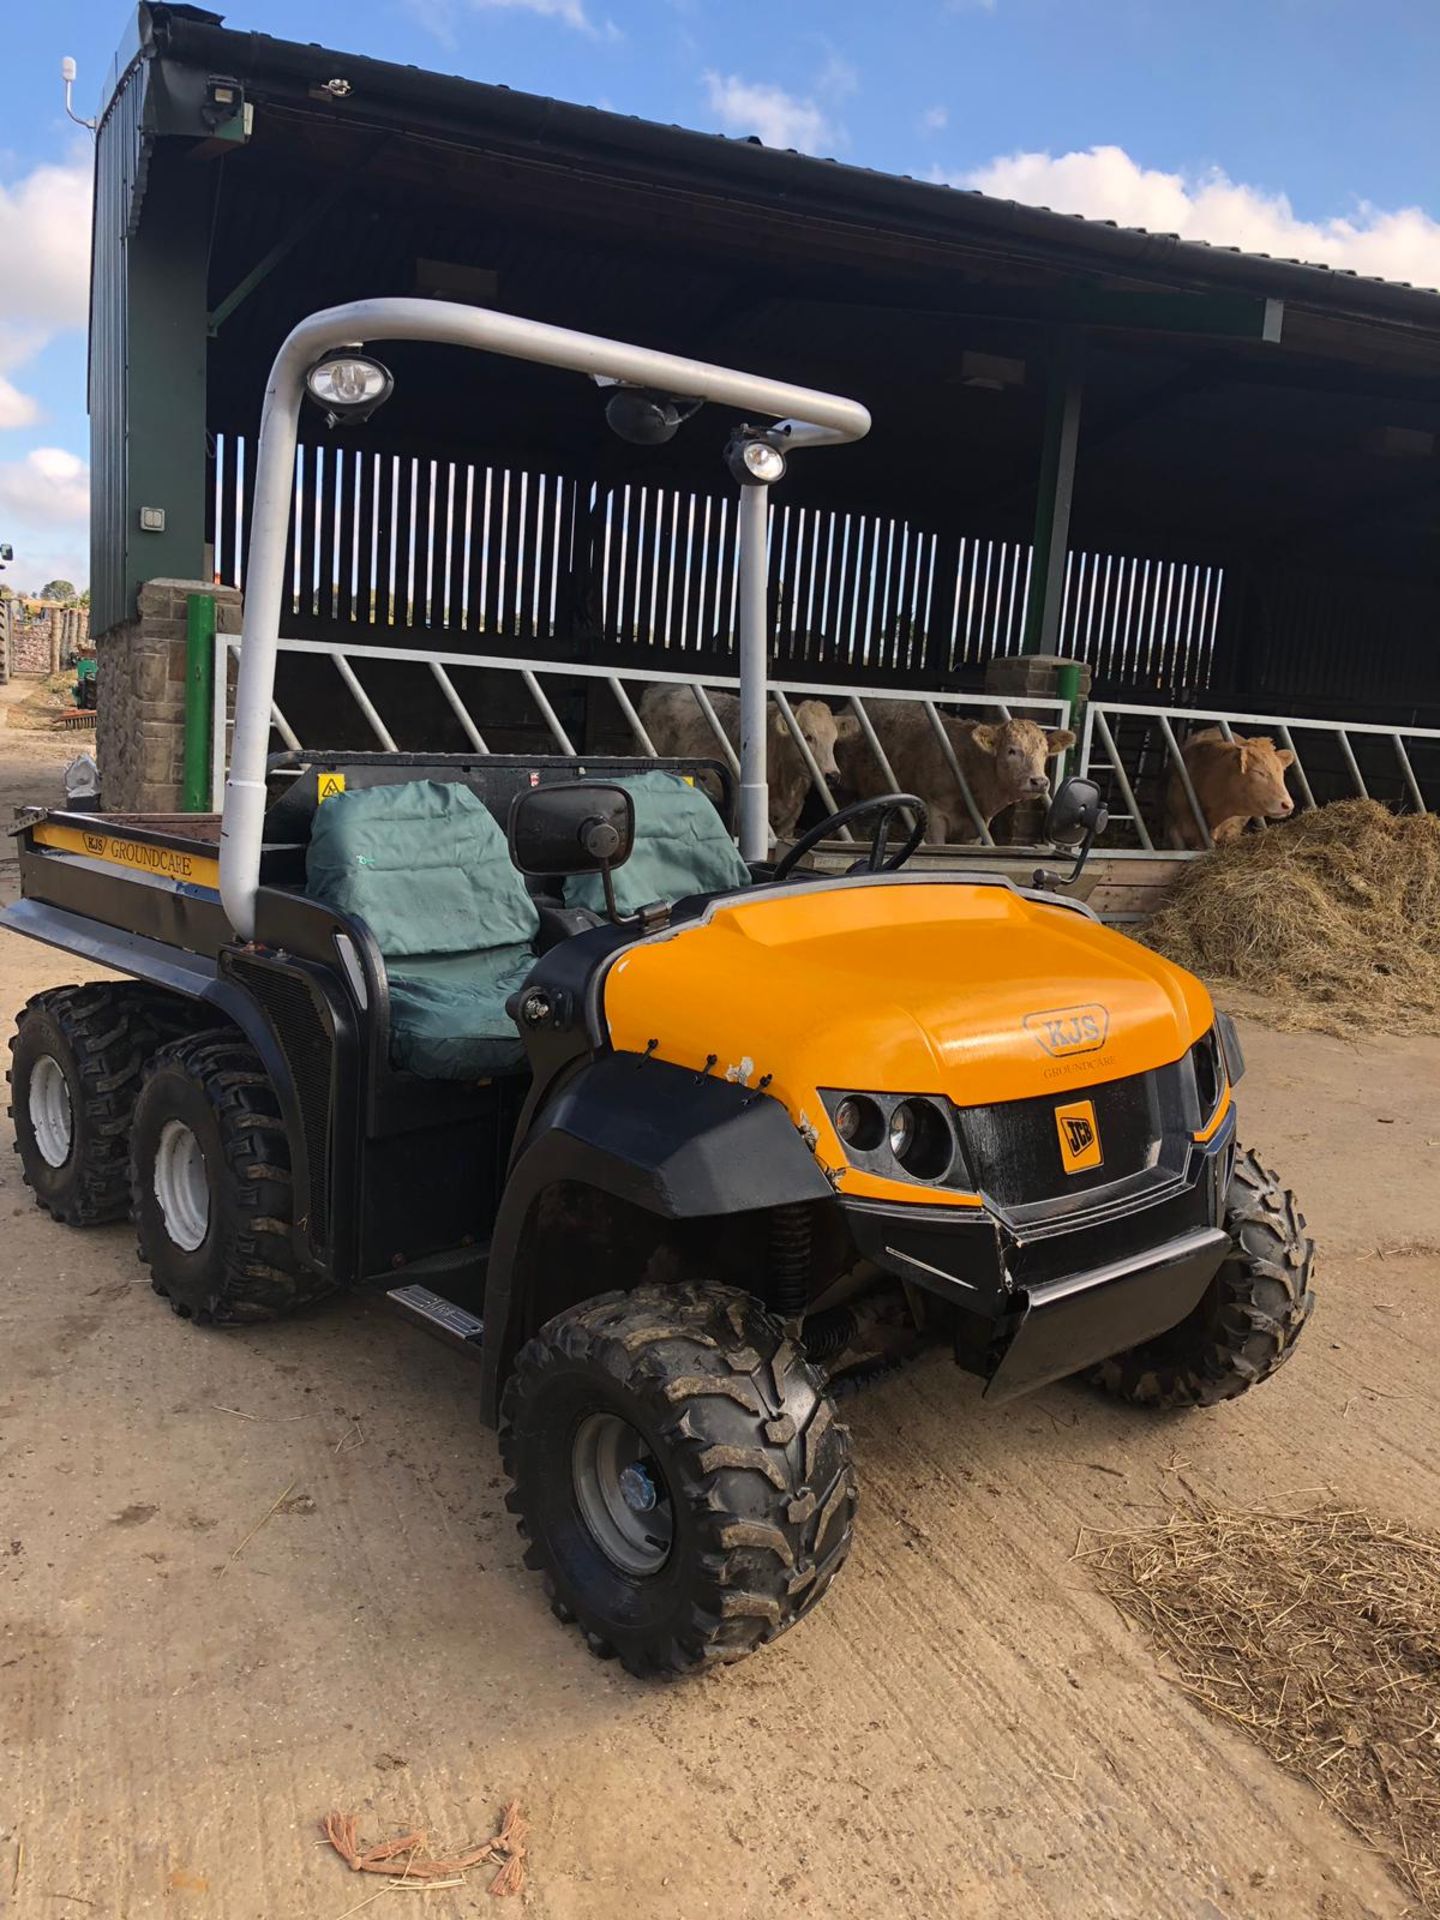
{"left": 479, "top": 1051, "right": 833, "bottom": 1422}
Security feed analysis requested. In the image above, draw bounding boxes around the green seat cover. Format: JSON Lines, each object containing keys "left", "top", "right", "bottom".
{"left": 306, "top": 780, "right": 538, "bottom": 1080}
{"left": 565, "top": 771, "right": 751, "bottom": 917}
{"left": 384, "top": 949, "right": 538, "bottom": 1080}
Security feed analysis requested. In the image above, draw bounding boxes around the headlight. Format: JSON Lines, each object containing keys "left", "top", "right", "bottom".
{"left": 835, "top": 1094, "right": 884, "bottom": 1152}
{"left": 1216, "top": 1010, "right": 1246, "bottom": 1086}
{"left": 823, "top": 1091, "right": 959, "bottom": 1186}
{"left": 304, "top": 352, "right": 394, "bottom": 426}
{"left": 1191, "top": 1026, "right": 1226, "bottom": 1127}
{"left": 890, "top": 1099, "right": 954, "bottom": 1180}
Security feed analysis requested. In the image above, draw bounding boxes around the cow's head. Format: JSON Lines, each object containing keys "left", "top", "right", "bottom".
{"left": 970, "top": 718, "right": 1077, "bottom": 800}
{"left": 1216, "top": 734, "right": 1297, "bottom": 819}
{"left": 781, "top": 699, "right": 859, "bottom": 780}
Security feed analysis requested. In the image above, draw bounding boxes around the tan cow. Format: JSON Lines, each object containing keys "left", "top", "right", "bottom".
{"left": 1165, "top": 727, "right": 1296, "bottom": 849}
{"left": 637, "top": 686, "right": 857, "bottom": 839}
{"left": 836, "top": 702, "right": 1076, "bottom": 842}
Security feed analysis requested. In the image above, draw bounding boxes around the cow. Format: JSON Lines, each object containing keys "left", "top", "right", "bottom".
{"left": 835, "top": 702, "right": 1076, "bottom": 842}
{"left": 1165, "top": 727, "right": 1296, "bottom": 849}
{"left": 637, "top": 686, "right": 857, "bottom": 839}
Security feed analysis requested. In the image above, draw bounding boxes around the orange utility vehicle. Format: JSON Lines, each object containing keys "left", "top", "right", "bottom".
{"left": 4, "top": 303, "right": 1314, "bottom": 1675}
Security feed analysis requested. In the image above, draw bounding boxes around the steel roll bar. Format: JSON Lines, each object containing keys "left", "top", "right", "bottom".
{"left": 219, "top": 298, "right": 870, "bottom": 939}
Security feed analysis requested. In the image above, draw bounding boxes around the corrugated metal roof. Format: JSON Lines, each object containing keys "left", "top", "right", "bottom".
{"left": 126, "top": 4, "right": 1440, "bottom": 325}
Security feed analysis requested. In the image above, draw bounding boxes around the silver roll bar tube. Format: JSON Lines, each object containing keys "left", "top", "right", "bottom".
{"left": 219, "top": 297, "right": 871, "bottom": 939}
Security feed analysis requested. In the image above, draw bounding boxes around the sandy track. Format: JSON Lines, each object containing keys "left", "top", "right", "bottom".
{"left": 2, "top": 704, "right": 1436, "bottom": 1918}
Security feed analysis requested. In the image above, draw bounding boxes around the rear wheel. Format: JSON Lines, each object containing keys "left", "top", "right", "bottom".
{"left": 9, "top": 983, "right": 194, "bottom": 1225}
{"left": 130, "top": 1031, "right": 332, "bottom": 1324}
{"left": 1091, "top": 1147, "right": 1315, "bottom": 1409}
{"left": 501, "top": 1281, "right": 857, "bottom": 1677}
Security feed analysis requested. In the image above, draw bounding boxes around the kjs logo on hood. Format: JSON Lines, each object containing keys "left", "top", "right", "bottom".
{"left": 1023, "top": 1003, "right": 1110, "bottom": 1058}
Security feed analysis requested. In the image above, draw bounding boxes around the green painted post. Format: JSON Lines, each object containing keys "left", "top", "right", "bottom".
{"left": 1022, "top": 335, "right": 1085, "bottom": 656}
{"left": 182, "top": 593, "right": 216, "bottom": 813}
{"left": 1055, "top": 659, "right": 1083, "bottom": 778}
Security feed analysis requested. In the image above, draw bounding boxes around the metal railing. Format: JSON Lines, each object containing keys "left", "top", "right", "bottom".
{"left": 1078, "top": 699, "right": 1440, "bottom": 851}
{"left": 212, "top": 632, "right": 1072, "bottom": 848}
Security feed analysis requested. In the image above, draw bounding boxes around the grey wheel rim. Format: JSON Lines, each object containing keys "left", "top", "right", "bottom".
{"left": 29, "top": 1054, "right": 73, "bottom": 1169}
{"left": 154, "top": 1118, "right": 210, "bottom": 1252}
{"left": 572, "top": 1412, "right": 674, "bottom": 1576}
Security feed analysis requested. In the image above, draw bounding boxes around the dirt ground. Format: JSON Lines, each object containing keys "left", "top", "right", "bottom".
{"left": 3, "top": 685, "right": 1438, "bottom": 1920}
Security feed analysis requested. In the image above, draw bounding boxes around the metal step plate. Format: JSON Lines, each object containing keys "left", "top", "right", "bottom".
{"left": 385, "top": 1283, "right": 485, "bottom": 1355}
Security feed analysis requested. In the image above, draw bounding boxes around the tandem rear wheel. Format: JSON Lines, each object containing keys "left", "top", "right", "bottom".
{"left": 129, "top": 1030, "right": 334, "bottom": 1325}
{"left": 9, "top": 983, "right": 195, "bottom": 1226}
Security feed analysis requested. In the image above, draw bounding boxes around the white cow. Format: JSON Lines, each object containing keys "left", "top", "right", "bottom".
{"left": 638, "top": 686, "right": 857, "bottom": 838}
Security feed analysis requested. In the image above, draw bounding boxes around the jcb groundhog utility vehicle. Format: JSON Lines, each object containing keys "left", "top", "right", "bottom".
{"left": 4, "top": 303, "right": 1314, "bottom": 1676}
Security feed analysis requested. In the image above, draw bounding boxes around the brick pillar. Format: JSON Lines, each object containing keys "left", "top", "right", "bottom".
{"left": 96, "top": 578, "right": 242, "bottom": 812}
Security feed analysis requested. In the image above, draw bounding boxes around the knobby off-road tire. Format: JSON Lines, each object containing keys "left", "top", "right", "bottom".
{"left": 9, "top": 983, "right": 197, "bottom": 1225}
{"left": 130, "top": 1030, "right": 333, "bottom": 1325}
{"left": 1092, "top": 1146, "right": 1315, "bottom": 1409}
{"left": 501, "top": 1281, "right": 857, "bottom": 1678}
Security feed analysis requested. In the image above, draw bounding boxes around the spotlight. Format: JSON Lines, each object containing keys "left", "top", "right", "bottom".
{"left": 725, "top": 431, "right": 787, "bottom": 486}
{"left": 304, "top": 351, "right": 394, "bottom": 428}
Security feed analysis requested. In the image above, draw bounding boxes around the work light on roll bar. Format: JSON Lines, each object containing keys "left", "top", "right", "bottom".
{"left": 304, "top": 351, "right": 394, "bottom": 427}
{"left": 726, "top": 431, "right": 787, "bottom": 486}
{"left": 219, "top": 296, "right": 870, "bottom": 939}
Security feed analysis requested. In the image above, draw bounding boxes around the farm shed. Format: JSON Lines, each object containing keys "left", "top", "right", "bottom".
{"left": 89, "top": 2, "right": 1440, "bottom": 817}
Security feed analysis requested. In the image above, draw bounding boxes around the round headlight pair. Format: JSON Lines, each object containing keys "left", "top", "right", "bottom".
{"left": 834, "top": 1093, "right": 953, "bottom": 1182}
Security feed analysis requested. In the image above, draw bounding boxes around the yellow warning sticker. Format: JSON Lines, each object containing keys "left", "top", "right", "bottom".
{"left": 1054, "top": 1098, "right": 1103, "bottom": 1174}
{"left": 317, "top": 772, "right": 346, "bottom": 802}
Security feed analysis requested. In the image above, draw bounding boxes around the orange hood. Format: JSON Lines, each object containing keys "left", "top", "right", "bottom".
{"left": 602, "top": 879, "right": 1213, "bottom": 1194}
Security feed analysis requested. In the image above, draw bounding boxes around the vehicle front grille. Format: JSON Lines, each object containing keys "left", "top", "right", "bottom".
{"left": 955, "top": 1064, "right": 1182, "bottom": 1213}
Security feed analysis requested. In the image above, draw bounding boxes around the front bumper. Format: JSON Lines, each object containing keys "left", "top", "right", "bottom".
{"left": 842, "top": 1114, "right": 1235, "bottom": 1401}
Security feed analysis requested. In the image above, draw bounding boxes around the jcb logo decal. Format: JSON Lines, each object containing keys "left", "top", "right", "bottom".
{"left": 1024, "top": 1003, "right": 1109, "bottom": 1058}
{"left": 1054, "top": 1099, "right": 1103, "bottom": 1174}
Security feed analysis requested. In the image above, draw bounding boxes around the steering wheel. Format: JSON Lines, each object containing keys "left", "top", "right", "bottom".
{"left": 772, "top": 793, "right": 929, "bottom": 883}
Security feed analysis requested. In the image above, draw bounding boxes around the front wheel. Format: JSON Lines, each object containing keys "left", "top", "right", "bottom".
{"left": 1091, "top": 1146, "right": 1315, "bottom": 1409}
{"left": 501, "top": 1281, "right": 857, "bottom": 1677}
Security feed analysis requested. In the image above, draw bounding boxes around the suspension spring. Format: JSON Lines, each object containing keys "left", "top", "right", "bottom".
{"left": 766, "top": 1202, "right": 812, "bottom": 1323}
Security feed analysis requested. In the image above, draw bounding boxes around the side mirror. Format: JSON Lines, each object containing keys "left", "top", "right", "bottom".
{"left": 1044, "top": 776, "right": 1108, "bottom": 847}
{"left": 508, "top": 782, "right": 635, "bottom": 921}
{"left": 1034, "top": 776, "right": 1109, "bottom": 893}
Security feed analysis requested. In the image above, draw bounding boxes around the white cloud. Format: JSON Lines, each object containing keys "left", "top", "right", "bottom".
{"left": 0, "top": 160, "right": 91, "bottom": 333}
{"left": 702, "top": 72, "right": 836, "bottom": 156}
{"left": 921, "top": 105, "right": 948, "bottom": 133}
{"left": 0, "top": 447, "right": 90, "bottom": 528}
{"left": 410, "top": 0, "right": 620, "bottom": 39}
{"left": 0, "top": 376, "right": 40, "bottom": 430}
{"left": 955, "top": 144, "right": 1440, "bottom": 290}
{"left": 0, "top": 155, "right": 92, "bottom": 428}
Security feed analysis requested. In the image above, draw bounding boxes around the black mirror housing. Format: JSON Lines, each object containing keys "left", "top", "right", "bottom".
{"left": 1045, "top": 776, "right": 1109, "bottom": 847}
{"left": 507, "top": 782, "right": 635, "bottom": 880}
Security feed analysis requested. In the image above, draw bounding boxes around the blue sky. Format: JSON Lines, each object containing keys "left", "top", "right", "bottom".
{"left": 2, "top": 0, "right": 1439, "bottom": 592}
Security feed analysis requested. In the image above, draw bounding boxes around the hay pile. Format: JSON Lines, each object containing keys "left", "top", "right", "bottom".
{"left": 1144, "top": 800, "right": 1440, "bottom": 1035}
{"left": 1081, "top": 1503, "right": 1440, "bottom": 1914}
